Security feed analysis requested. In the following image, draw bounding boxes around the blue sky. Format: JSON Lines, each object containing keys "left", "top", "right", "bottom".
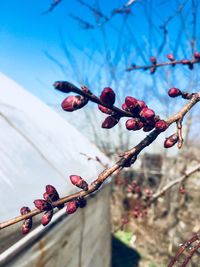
{"left": 0, "top": 0, "right": 199, "bottom": 106}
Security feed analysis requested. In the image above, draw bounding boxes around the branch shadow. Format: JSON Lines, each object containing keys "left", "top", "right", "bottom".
{"left": 112, "top": 235, "right": 141, "bottom": 267}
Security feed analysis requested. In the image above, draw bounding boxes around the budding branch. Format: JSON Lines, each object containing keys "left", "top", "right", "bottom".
{"left": 0, "top": 87, "right": 199, "bottom": 230}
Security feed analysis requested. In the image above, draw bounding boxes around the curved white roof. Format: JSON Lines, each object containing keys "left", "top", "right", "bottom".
{"left": 0, "top": 72, "right": 109, "bottom": 221}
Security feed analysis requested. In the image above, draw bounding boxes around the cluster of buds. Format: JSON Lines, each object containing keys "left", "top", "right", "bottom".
{"left": 127, "top": 181, "right": 153, "bottom": 201}
{"left": 123, "top": 96, "right": 168, "bottom": 132}
{"left": 20, "top": 175, "right": 89, "bottom": 235}
{"left": 132, "top": 205, "right": 148, "bottom": 219}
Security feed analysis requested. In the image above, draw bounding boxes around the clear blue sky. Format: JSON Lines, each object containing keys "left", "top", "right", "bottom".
{"left": 0, "top": 1, "right": 199, "bottom": 105}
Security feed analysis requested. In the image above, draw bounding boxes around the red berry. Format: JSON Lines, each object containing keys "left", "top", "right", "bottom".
{"left": 168, "top": 88, "right": 181, "bottom": 97}
{"left": 33, "top": 199, "right": 52, "bottom": 211}
{"left": 102, "top": 116, "right": 119, "bottom": 129}
{"left": 100, "top": 87, "right": 116, "bottom": 106}
{"left": 70, "top": 175, "right": 88, "bottom": 191}
{"left": 164, "top": 133, "right": 178, "bottom": 148}
{"left": 61, "top": 95, "right": 88, "bottom": 112}
{"left": 98, "top": 105, "right": 113, "bottom": 115}
{"left": 167, "top": 54, "right": 175, "bottom": 61}
{"left": 66, "top": 201, "right": 77, "bottom": 214}
{"left": 140, "top": 108, "right": 155, "bottom": 120}
{"left": 41, "top": 210, "right": 54, "bottom": 226}
{"left": 155, "top": 120, "right": 168, "bottom": 132}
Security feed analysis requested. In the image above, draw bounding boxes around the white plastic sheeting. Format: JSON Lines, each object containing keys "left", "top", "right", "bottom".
{"left": 0, "top": 72, "right": 109, "bottom": 221}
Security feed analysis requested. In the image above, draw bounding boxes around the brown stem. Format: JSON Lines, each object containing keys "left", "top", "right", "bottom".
{"left": 126, "top": 59, "right": 200, "bottom": 72}
{"left": 0, "top": 92, "right": 199, "bottom": 230}
{"left": 149, "top": 163, "right": 200, "bottom": 204}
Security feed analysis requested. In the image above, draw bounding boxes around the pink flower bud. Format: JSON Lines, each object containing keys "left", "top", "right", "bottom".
{"left": 98, "top": 105, "right": 113, "bottom": 115}
{"left": 20, "top": 206, "right": 31, "bottom": 215}
{"left": 179, "top": 186, "right": 186, "bottom": 194}
{"left": 46, "top": 185, "right": 57, "bottom": 195}
{"left": 136, "top": 100, "right": 147, "bottom": 109}
{"left": 122, "top": 103, "right": 129, "bottom": 111}
{"left": 144, "top": 188, "right": 153, "bottom": 198}
{"left": 150, "top": 56, "right": 157, "bottom": 64}
{"left": 66, "top": 201, "right": 77, "bottom": 214}
{"left": 181, "top": 59, "right": 190, "bottom": 64}
{"left": 155, "top": 120, "right": 168, "bottom": 132}
{"left": 167, "top": 54, "right": 175, "bottom": 61}
{"left": 101, "top": 116, "right": 119, "bottom": 129}
{"left": 125, "top": 119, "right": 143, "bottom": 131}
{"left": 100, "top": 87, "right": 116, "bottom": 106}
{"left": 125, "top": 96, "right": 138, "bottom": 109}
{"left": 70, "top": 175, "right": 88, "bottom": 191}
{"left": 41, "top": 210, "right": 54, "bottom": 226}
{"left": 150, "top": 67, "right": 156, "bottom": 74}
{"left": 164, "top": 133, "right": 178, "bottom": 148}
{"left": 194, "top": 52, "right": 200, "bottom": 59}
{"left": 34, "top": 199, "right": 52, "bottom": 211}
{"left": 22, "top": 218, "right": 32, "bottom": 235}
{"left": 53, "top": 81, "right": 72, "bottom": 93}
{"left": 139, "top": 108, "right": 155, "bottom": 120}
{"left": 61, "top": 95, "right": 88, "bottom": 112}
{"left": 168, "top": 87, "right": 182, "bottom": 97}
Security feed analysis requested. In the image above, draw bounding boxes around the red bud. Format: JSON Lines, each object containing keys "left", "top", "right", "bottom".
{"left": 66, "top": 201, "right": 78, "bottom": 214}
{"left": 150, "top": 56, "right": 157, "bottom": 64}
{"left": 102, "top": 116, "right": 119, "bottom": 129}
{"left": 155, "top": 120, "right": 168, "bottom": 132}
{"left": 41, "top": 210, "right": 54, "bottom": 226}
{"left": 140, "top": 108, "right": 155, "bottom": 120}
{"left": 100, "top": 87, "right": 116, "bottom": 106}
{"left": 20, "top": 206, "right": 31, "bottom": 215}
{"left": 125, "top": 119, "right": 143, "bottom": 131}
{"left": 168, "top": 88, "right": 182, "bottom": 97}
{"left": 34, "top": 199, "right": 52, "bottom": 211}
{"left": 125, "top": 96, "right": 138, "bottom": 109}
{"left": 98, "top": 105, "right": 113, "bottom": 115}
{"left": 167, "top": 54, "right": 175, "bottom": 61}
{"left": 70, "top": 175, "right": 88, "bottom": 191}
{"left": 22, "top": 218, "right": 32, "bottom": 235}
{"left": 164, "top": 133, "right": 178, "bottom": 148}
{"left": 181, "top": 59, "right": 190, "bottom": 64}
{"left": 61, "top": 95, "right": 88, "bottom": 112}
{"left": 136, "top": 100, "right": 147, "bottom": 109}
{"left": 194, "top": 52, "right": 200, "bottom": 59}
